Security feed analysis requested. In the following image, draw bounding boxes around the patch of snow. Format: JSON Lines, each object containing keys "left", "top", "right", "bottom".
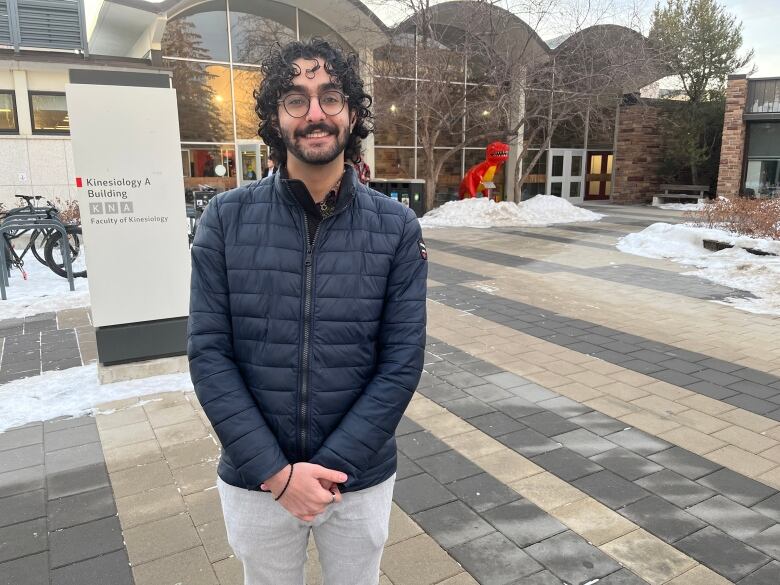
{"left": 617, "top": 223, "right": 780, "bottom": 315}
{"left": 0, "top": 245, "right": 90, "bottom": 320}
{"left": 418, "top": 195, "right": 603, "bottom": 228}
{"left": 0, "top": 364, "right": 194, "bottom": 432}
{"left": 657, "top": 203, "right": 705, "bottom": 211}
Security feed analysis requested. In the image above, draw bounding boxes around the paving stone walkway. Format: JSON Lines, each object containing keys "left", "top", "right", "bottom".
{"left": 2, "top": 203, "right": 780, "bottom": 584}
{"left": 0, "top": 309, "right": 96, "bottom": 383}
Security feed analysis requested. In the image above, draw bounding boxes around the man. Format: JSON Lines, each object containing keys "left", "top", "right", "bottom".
{"left": 188, "top": 38, "right": 427, "bottom": 585}
{"left": 261, "top": 148, "right": 278, "bottom": 178}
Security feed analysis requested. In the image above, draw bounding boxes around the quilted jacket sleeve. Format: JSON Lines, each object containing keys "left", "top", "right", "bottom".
{"left": 188, "top": 197, "right": 289, "bottom": 487}
{"left": 309, "top": 207, "right": 427, "bottom": 480}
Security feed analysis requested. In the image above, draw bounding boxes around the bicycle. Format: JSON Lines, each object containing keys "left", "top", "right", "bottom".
{"left": 1, "top": 195, "right": 87, "bottom": 279}
{"left": 1, "top": 195, "right": 55, "bottom": 268}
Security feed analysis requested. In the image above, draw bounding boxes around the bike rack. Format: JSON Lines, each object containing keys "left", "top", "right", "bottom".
{"left": 0, "top": 218, "right": 75, "bottom": 300}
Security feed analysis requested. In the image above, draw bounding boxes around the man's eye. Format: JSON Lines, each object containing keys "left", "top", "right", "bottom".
{"left": 287, "top": 97, "right": 307, "bottom": 106}
{"left": 321, "top": 95, "right": 339, "bottom": 104}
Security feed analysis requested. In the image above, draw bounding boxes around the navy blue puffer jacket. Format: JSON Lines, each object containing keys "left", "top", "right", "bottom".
{"left": 188, "top": 167, "right": 427, "bottom": 493}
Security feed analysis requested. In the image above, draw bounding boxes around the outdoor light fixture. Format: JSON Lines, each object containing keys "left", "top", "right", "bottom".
{"left": 390, "top": 104, "right": 397, "bottom": 113}
{"left": 482, "top": 110, "right": 490, "bottom": 116}
{"left": 215, "top": 95, "right": 224, "bottom": 103}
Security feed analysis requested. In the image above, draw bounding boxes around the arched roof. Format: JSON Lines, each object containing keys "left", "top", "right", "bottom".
{"left": 552, "top": 24, "right": 666, "bottom": 92}
{"left": 100, "top": 0, "right": 389, "bottom": 52}
{"left": 396, "top": 1, "right": 550, "bottom": 69}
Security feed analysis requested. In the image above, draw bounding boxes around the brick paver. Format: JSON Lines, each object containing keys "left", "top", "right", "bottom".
{"left": 2, "top": 204, "right": 780, "bottom": 584}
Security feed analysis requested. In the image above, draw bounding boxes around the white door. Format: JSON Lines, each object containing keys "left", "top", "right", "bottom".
{"left": 547, "top": 149, "right": 585, "bottom": 202}
{"left": 238, "top": 143, "right": 262, "bottom": 185}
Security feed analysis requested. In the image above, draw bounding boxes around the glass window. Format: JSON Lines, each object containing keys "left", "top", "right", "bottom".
{"left": 523, "top": 149, "right": 546, "bottom": 178}
{"left": 230, "top": 0, "right": 296, "bottom": 64}
{"left": 521, "top": 182, "right": 545, "bottom": 201}
{"left": 162, "top": 0, "right": 229, "bottom": 62}
{"left": 551, "top": 115, "right": 585, "bottom": 148}
{"left": 233, "top": 66, "right": 262, "bottom": 140}
{"left": 550, "top": 182, "right": 563, "bottom": 197}
{"left": 0, "top": 91, "right": 18, "bottom": 133}
{"left": 30, "top": 93, "right": 69, "bottom": 134}
{"left": 168, "top": 61, "right": 233, "bottom": 142}
{"left": 374, "top": 78, "right": 415, "bottom": 146}
{"left": 745, "top": 160, "right": 780, "bottom": 198}
{"left": 748, "top": 79, "right": 780, "bottom": 114}
{"left": 465, "top": 85, "right": 508, "bottom": 147}
{"left": 298, "top": 9, "right": 350, "bottom": 49}
{"left": 182, "top": 144, "right": 237, "bottom": 192}
{"left": 569, "top": 182, "right": 581, "bottom": 197}
{"left": 571, "top": 155, "right": 582, "bottom": 177}
{"left": 434, "top": 149, "right": 465, "bottom": 194}
{"left": 373, "top": 43, "right": 416, "bottom": 79}
{"left": 418, "top": 81, "right": 463, "bottom": 147}
{"left": 374, "top": 147, "right": 415, "bottom": 179}
{"left": 589, "top": 154, "right": 602, "bottom": 174}
{"left": 551, "top": 155, "right": 564, "bottom": 176}
{"left": 587, "top": 105, "right": 616, "bottom": 149}
{"left": 747, "top": 122, "right": 780, "bottom": 158}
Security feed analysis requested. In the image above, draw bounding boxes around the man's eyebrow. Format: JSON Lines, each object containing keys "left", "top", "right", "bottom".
{"left": 284, "top": 82, "right": 341, "bottom": 95}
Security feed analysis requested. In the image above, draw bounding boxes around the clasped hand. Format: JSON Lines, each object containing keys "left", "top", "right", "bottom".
{"left": 261, "top": 462, "right": 347, "bottom": 522}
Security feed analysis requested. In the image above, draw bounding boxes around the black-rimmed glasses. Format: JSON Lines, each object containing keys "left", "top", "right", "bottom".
{"left": 278, "top": 90, "right": 349, "bottom": 118}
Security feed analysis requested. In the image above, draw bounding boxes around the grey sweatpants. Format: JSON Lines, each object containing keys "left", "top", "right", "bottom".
{"left": 217, "top": 474, "right": 396, "bottom": 585}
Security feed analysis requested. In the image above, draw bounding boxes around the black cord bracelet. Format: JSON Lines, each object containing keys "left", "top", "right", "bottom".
{"left": 274, "top": 463, "right": 294, "bottom": 501}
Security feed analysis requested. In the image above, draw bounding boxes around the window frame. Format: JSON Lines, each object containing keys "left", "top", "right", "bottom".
{"left": 0, "top": 90, "right": 20, "bottom": 135}
{"left": 28, "top": 91, "right": 70, "bottom": 135}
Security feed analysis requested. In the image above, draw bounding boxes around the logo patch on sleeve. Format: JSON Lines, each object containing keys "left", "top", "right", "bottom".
{"left": 418, "top": 238, "right": 428, "bottom": 260}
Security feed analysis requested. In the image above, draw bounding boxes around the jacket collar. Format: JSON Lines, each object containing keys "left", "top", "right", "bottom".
{"left": 275, "top": 163, "right": 358, "bottom": 215}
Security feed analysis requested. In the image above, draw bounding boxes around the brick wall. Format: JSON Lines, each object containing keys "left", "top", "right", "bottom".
{"left": 716, "top": 75, "right": 748, "bottom": 197}
{"left": 612, "top": 100, "right": 670, "bottom": 204}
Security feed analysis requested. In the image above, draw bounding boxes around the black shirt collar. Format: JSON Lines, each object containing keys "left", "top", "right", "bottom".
{"left": 279, "top": 165, "right": 348, "bottom": 219}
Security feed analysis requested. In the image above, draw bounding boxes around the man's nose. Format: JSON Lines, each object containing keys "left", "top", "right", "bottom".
{"left": 306, "top": 97, "right": 327, "bottom": 122}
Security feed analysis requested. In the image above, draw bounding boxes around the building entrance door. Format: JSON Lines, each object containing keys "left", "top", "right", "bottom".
{"left": 238, "top": 143, "right": 262, "bottom": 185}
{"left": 585, "top": 152, "right": 613, "bottom": 200}
{"left": 547, "top": 149, "right": 584, "bottom": 202}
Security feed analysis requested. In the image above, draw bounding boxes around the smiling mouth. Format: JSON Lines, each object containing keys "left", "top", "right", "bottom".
{"left": 303, "top": 130, "right": 331, "bottom": 139}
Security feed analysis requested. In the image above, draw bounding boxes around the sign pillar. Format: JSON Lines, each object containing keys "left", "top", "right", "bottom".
{"left": 66, "top": 70, "right": 191, "bottom": 372}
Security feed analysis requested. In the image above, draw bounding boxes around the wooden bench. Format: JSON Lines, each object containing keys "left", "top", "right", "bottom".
{"left": 652, "top": 184, "right": 708, "bottom": 206}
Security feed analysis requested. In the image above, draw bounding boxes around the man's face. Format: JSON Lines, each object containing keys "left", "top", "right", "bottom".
{"left": 277, "top": 57, "right": 353, "bottom": 166}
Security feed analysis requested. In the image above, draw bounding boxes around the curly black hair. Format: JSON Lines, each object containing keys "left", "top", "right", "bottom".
{"left": 254, "top": 38, "right": 373, "bottom": 165}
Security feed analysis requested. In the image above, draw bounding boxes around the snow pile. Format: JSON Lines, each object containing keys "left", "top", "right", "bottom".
{"left": 657, "top": 203, "right": 706, "bottom": 211}
{"left": 418, "top": 195, "right": 603, "bottom": 228}
{"left": 0, "top": 364, "right": 194, "bottom": 432}
{"left": 0, "top": 248, "right": 90, "bottom": 320}
{"left": 618, "top": 223, "right": 780, "bottom": 315}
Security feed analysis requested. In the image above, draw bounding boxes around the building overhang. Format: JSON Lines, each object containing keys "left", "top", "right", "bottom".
{"left": 89, "top": 0, "right": 389, "bottom": 59}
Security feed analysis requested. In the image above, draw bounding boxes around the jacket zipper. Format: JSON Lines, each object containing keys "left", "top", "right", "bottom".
{"left": 296, "top": 185, "right": 354, "bottom": 461}
{"left": 300, "top": 214, "right": 321, "bottom": 461}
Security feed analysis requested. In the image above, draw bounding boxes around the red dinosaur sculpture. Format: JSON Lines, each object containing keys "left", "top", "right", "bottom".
{"left": 459, "top": 142, "right": 509, "bottom": 199}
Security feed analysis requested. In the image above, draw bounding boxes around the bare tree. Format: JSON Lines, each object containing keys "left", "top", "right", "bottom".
{"left": 364, "top": 0, "right": 663, "bottom": 206}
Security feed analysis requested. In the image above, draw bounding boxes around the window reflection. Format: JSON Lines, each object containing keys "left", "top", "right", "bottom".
{"left": 375, "top": 148, "right": 415, "bottom": 179}
{"left": 230, "top": 0, "right": 296, "bottom": 64}
{"left": 182, "top": 144, "right": 236, "bottom": 192}
{"left": 30, "top": 93, "right": 69, "bottom": 134}
{"left": 233, "top": 67, "right": 262, "bottom": 139}
{"left": 168, "top": 61, "right": 233, "bottom": 142}
{"left": 0, "top": 92, "right": 18, "bottom": 133}
{"left": 373, "top": 78, "right": 414, "bottom": 146}
{"left": 162, "top": 0, "right": 229, "bottom": 62}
